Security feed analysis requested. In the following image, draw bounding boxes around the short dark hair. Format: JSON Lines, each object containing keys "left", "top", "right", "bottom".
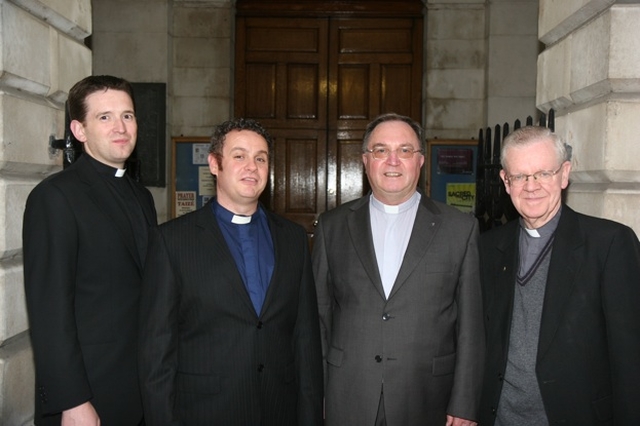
{"left": 362, "top": 113, "right": 425, "bottom": 152}
{"left": 67, "top": 75, "right": 135, "bottom": 123}
{"left": 208, "top": 118, "right": 273, "bottom": 159}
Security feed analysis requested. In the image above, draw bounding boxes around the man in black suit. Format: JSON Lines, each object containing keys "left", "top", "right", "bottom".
{"left": 139, "top": 118, "right": 323, "bottom": 425}
{"left": 479, "top": 126, "right": 640, "bottom": 425}
{"left": 23, "top": 75, "right": 158, "bottom": 425}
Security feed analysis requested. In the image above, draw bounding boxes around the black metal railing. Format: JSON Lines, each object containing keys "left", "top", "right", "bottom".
{"left": 475, "top": 109, "right": 555, "bottom": 232}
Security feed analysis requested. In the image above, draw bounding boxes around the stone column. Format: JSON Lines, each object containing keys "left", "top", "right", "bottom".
{"left": 0, "top": 1, "right": 91, "bottom": 424}
{"left": 537, "top": 0, "right": 640, "bottom": 235}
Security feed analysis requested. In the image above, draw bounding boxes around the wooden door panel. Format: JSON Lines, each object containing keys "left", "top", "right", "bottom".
{"left": 236, "top": 17, "right": 328, "bottom": 130}
{"left": 236, "top": 11, "right": 422, "bottom": 234}
{"left": 245, "top": 63, "right": 276, "bottom": 118}
{"left": 337, "top": 65, "right": 370, "bottom": 119}
{"left": 286, "top": 64, "right": 320, "bottom": 119}
{"left": 336, "top": 138, "right": 367, "bottom": 206}
{"left": 269, "top": 128, "right": 327, "bottom": 233}
{"left": 381, "top": 64, "right": 414, "bottom": 115}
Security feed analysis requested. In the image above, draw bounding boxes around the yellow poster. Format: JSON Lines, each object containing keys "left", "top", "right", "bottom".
{"left": 446, "top": 183, "right": 476, "bottom": 213}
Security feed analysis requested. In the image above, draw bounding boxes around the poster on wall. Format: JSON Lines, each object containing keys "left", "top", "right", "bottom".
{"left": 172, "top": 137, "right": 215, "bottom": 218}
{"left": 426, "top": 139, "right": 478, "bottom": 214}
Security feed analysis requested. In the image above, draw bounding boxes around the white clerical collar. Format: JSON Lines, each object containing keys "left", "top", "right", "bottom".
{"left": 370, "top": 191, "right": 421, "bottom": 215}
{"left": 232, "top": 215, "right": 252, "bottom": 225}
{"left": 524, "top": 228, "right": 541, "bottom": 238}
{"left": 115, "top": 168, "right": 126, "bottom": 178}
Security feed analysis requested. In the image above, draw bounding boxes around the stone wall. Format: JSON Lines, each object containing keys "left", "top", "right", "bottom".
{"left": 424, "top": 0, "right": 539, "bottom": 140}
{"left": 0, "top": 1, "right": 92, "bottom": 424}
{"left": 92, "top": 0, "right": 234, "bottom": 223}
{"left": 537, "top": 0, "right": 640, "bottom": 235}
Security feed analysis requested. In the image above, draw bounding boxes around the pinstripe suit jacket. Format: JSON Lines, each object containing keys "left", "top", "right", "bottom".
{"left": 139, "top": 199, "right": 323, "bottom": 426}
{"left": 312, "top": 192, "right": 485, "bottom": 425}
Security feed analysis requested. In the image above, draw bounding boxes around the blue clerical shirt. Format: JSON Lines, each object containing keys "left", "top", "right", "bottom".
{"left": 212, "top": 199, "right": 274, "bottom": 315}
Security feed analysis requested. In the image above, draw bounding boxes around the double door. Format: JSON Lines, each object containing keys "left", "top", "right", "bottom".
{"left": 235, "top": 9, "right": 423, "bottom": 235}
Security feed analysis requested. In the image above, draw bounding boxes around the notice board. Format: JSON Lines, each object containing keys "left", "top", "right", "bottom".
{"left": 426, "top": 139, "right": 478, "bottom": 213}
{"left": 171, "top": 137, "right": 215, "bottom": 218}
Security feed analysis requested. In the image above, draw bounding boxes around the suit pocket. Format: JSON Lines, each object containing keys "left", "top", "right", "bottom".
{"left": 177, "top": 372, "right": 222, "bottom": 395}
{"left": 326, "top": 346, "right": 344, "bottom": 367}
{"left": 432, "top": 352, "right": 456, "bottom": 376}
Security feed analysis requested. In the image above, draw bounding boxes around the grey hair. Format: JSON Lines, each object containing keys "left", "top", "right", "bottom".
{"left": 501, "top": 126, "right": 571, "bottom": 170}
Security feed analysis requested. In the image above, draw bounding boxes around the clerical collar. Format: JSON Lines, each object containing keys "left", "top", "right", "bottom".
{"left": 520, "top": 206, "right": 562, "bottom": 238}
{"left": 232, "top": 215, "right": 251, "bottom": 225}
{"left": 212, "top": 198, "right": 256, "bottom": 225}
{"left": 370, "top": 191, "right": 421, "bottom": 215}
{"left": 85, "top": 154, "right": 127, "bottom": 178}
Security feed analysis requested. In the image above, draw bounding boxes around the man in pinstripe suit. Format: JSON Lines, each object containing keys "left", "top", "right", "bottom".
{"left": 139, "top": 118, "right": 323, "bottom": 425}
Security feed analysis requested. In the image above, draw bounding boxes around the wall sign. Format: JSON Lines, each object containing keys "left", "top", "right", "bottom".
{"left": 171, "top": 137, "right": 215, "bottom": 218}
{"left": 426, "top": 139, "right": 478, "bottom": 213}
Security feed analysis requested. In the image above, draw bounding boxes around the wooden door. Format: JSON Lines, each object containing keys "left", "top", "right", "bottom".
{"left": 235, "top": 2, "right": 423, "bottom": 235}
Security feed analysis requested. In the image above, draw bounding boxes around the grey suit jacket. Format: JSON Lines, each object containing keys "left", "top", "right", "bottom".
{"left": 479, "top": 206, "right": 640, "bottom": 425}
{"left": 313, "top": 192, "right": 484, "bottom": 425}
{"left": 139, "top": 200, "right": 323, "bottom": 426}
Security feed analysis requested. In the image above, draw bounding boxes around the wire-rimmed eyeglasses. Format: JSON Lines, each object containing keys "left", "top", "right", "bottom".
{"left": 364, "top": 146, "right": 423, "bottom": 160}
{"left": 506, "top": 165, "right": 563, "bottom": 187}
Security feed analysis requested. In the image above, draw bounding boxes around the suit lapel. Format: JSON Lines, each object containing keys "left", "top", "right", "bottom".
{"left": 347, "top": 196, "right": 386, "bottom": 299}
{"left": 195, "top": 204, "right": 260, "bottom": 317}
{"left": 76, "top": 156, "right": 143, "bottom": 270}
{"left": 388, "top": 196, "right": 440, "bottom": 299}
{"left": 537, "top": 207, "right": 583, "bottom": 361}
{"left": 260, "top": 211, "right": 289, "bottom": 316}
{"left": 492, "top": 222, "right": 520, "bottom": 352}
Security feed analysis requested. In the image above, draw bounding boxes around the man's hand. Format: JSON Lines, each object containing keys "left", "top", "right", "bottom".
{"left": 61, "top": 401, "right": 100, "bottom": 426}
{"left": 446, "top": 414, "right": 477, "bottom": 426}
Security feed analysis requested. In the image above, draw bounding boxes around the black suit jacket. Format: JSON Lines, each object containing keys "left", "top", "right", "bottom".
{"left": 138, "top": 200, "right": 323, "bottom": 426}
{"left": 479, "top": 206, "right": 640, "bottom": 425}
{"left": 23, "top": 154, "right": 157, "bottom": 425}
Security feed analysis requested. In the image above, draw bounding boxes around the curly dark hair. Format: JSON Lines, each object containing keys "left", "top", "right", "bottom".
{"left": 208, "top": 118, "right": 273, "bottom": 169}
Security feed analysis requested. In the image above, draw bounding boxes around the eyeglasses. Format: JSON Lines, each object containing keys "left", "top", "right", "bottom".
{"left": 506, "top": 165, "right": 563, "bottom": 187}
{"left": 364, "top": 146, "right": 423, "bottom": 160}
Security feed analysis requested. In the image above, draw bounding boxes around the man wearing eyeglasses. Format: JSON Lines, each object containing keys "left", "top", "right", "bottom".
{"left": 478, "top": 126, "right": 640, "bottom": 425}
{"left": 313, "top": 113, "right": 484, "bottom": 426}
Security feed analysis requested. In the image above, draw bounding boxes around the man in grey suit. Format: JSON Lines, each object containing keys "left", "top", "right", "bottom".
{"left": 139, "top": 118, "right": 323, "bottom": 426}
{"left": 313, "top": 113, "right": 484, "bottom": 426}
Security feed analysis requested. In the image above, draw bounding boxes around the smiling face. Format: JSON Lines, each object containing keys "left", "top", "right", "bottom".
{"left": 208, "top": 129, "right": 269, "bottom": 215}
{"left": 500, "top": 137, "right": 571, "bottom": 229}
{"left": 70, "top": 89, "right": 137, "bottom": 169}
{"left": 362, "top": 120, "right": 425, "bottom": 205}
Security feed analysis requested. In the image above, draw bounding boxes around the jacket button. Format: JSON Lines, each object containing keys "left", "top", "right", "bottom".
{"left": 375, "top": 355, "right": 382, "bottom": 363}
{"left": 258, "top": 364, "right": 264, "bottom": 372}
{"left": 257, "top": 321, "right": 263, "bottom": 329}
{"left": 382, "top": 313, "right": 390, "bottom": 321}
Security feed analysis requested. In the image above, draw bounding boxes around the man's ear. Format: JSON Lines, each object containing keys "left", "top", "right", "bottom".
{"left": 499, "top": 169, "right": 511, "bottom": 195}
{"left": 208, "top": 153, "right": 218, "bottom": 175}
{"left": 70, "top": 120, "right": 87, "bottom": 143}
